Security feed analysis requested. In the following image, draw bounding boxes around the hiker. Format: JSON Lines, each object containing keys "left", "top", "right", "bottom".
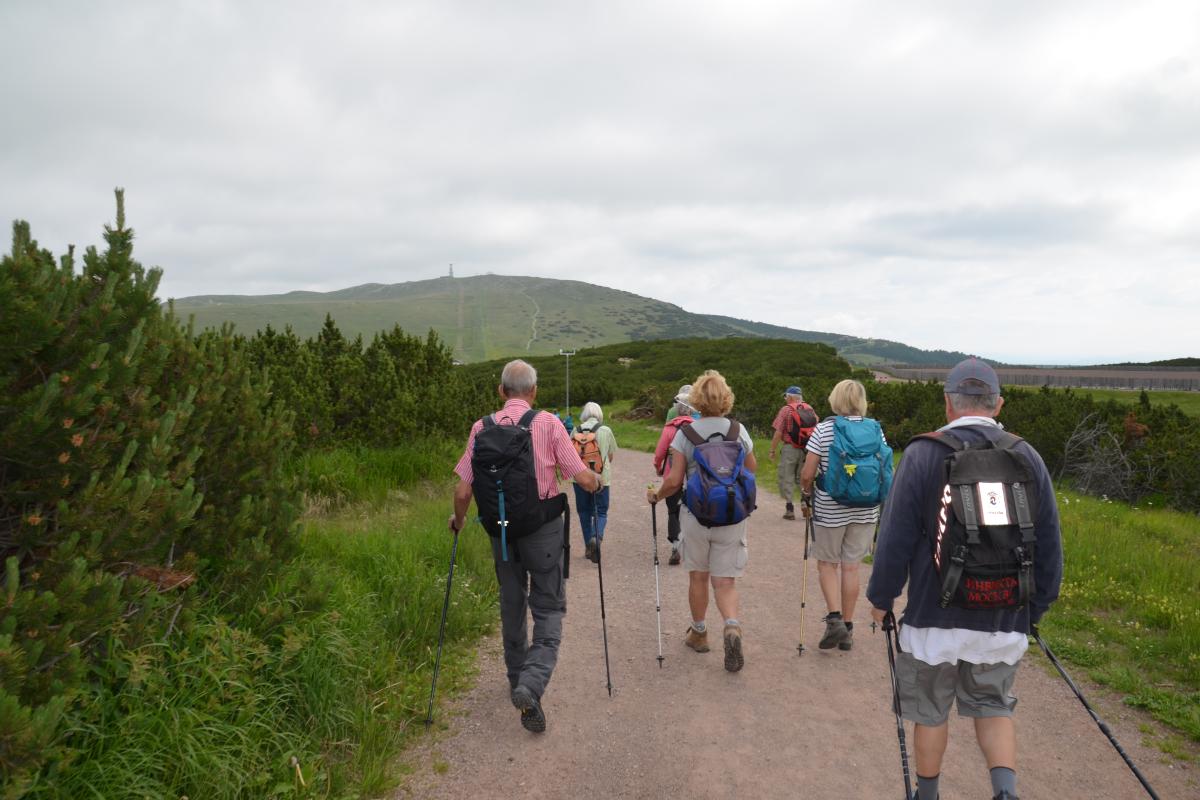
{"left": 646, "top": 370, "right": 757, "bottom": 673}
{"left": 867, "top": 358, "right": 1063, "bottom": 800}
{"left": 572, "top": 401, "right": 619, "bottom": 563}
{"left": 652, "top": 384, "right": 697, "bottom": 566}
{"left": 768, "top": 384, "right": 818, "bottom": 520}
{"left": 449, "top": 359, "right": 601, "bottom": 733}
{"left": 799, "top": 379, "right": 892, "bottom": 652}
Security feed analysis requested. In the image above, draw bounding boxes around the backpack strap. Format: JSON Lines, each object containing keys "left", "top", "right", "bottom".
{"left": 482, "top": 414, "right": 497, "bottom": 429}
{"left": 518, "top": 409, "right": 540, "bottom": 428}
{"left": 724, "top": 419, "right": 741, "bottom": 442}
{"left": 681, "top": 423, "right": 706, "bottom": 447}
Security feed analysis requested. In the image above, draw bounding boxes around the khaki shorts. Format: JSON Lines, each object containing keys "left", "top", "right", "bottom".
{"left": 895, "top": 651, "right": 1019, "bottom": 726}
{"left": 812, "top": 522, "right": 875, "bottom": 563}
{"left": 680, "top": 510, "right": 748, "bottom": 578}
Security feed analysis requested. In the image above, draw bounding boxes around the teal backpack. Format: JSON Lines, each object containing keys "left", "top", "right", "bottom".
{"left": 818, "top": 416, "right": 894, "bottom": 508}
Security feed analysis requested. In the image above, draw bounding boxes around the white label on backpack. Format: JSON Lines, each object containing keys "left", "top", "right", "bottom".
{"left": 976, "top": 482, "right": 1011, "bottom": 525}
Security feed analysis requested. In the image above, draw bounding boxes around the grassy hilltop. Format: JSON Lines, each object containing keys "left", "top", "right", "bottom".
{"left": 171, "top": 274, "right": 976, "bottom": 366}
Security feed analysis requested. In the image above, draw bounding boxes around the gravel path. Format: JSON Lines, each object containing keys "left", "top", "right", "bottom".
{"left": 398, "top": 449, "right": 1194, "bottom": 799}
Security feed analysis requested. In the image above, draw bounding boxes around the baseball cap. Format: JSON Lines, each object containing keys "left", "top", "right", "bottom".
{"left": 945, "top": 358, "right": 1000, "bottom": 395}
{"left": 784, "top": 385, "right": 803, "bottom": 397}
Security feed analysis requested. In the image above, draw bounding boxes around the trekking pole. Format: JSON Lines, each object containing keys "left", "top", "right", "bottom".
{"left": 796, "top": 501, "right": 813, "bottom": 656}
{"left": 425, "top": 526, "right": 460, "bottom": 727}
{"left": 882, "top": 611, "right": 913, "bottom": 800}
{"left": 649, "top": 497, "right": 665, "bottom": 667}
{"left": 1033, "top": 627, "right": 1161, "bottom": 799}
{"left": 594, "top": 498, "right": 613, "bottom": 696}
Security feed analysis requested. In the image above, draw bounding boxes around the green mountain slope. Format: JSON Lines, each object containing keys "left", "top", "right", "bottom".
{"left": 702, "top": 314, "right": 976, "bottom": 366}
{"left": 171, "top": 274, "right": 977, "bottom": 365}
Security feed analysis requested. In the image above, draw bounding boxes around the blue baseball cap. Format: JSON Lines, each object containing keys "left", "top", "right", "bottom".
{"left": 945, "top": 358, "right": 1000, "bottom": 395}
{"left": 784, "top": 385, "right": 803, "bottom": 397}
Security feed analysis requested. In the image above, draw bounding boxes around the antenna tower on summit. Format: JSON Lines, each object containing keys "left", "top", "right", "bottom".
{"left": 448, "top": 263, "right": 454, "bottom": 278}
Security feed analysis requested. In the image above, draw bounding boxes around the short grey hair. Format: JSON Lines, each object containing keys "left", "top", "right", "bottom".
{"left": 500, "top": 359, "right": 537, "bottom": 397}
{"left": 947, "top": 391, "right": 1001, "bottom": 415}
{"left": 580, "top": 402, "right": 603, "bottom": 424}
{"left": 786, "top": 390, "right": 803, "bottom": 401}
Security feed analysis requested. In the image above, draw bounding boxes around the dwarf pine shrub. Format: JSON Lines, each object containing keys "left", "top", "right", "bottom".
{"left": 0, "top": 192, "right": 300, "bottom": 792}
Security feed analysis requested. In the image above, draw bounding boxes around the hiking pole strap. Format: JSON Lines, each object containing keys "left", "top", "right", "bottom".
{"left": 1035, "top": 631, "right": 1161, "bottom": 799}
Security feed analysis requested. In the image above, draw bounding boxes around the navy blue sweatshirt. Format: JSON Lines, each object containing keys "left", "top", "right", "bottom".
{"left": 866, "top": 422, "right": 1063, "bottom": 632}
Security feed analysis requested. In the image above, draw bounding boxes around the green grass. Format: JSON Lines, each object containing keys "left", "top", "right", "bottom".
{"left": 291, "top": 441, "right": 460, "bottom": 509}
{"left": 1056, "top": 387, "right": 1200, "bottom": 417}
{"left": 33, "top": 458, "right": 497, "bottom": 799}
{"left": 1039, "top": 489, "right": 1200, "bottom": 743}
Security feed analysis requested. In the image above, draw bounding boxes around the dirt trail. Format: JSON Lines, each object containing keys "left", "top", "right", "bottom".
{"left": 399, "top": 449, "right": 1193, "bottom": 799}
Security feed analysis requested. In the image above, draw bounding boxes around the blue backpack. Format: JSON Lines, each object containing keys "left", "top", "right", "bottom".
{"left": 819, "top": 416, "right": 894, "bottom": 508}
{"left": 681, "top": 420, "right": 757, "bottom": 527}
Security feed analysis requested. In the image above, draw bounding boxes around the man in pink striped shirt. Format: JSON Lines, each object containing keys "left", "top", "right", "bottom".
{"left": 449, "top": 359, "right": 599, "bottom": 733}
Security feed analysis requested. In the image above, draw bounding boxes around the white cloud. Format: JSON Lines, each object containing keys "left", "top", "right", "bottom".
{"left": 2, "top": 0, "right": 1199, "bottom": 363}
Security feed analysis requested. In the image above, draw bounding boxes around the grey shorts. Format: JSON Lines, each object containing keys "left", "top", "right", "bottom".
{"left": 895, "top": 651, "right": 1019, "bottom": 726}
{"left": 680, "top": 510, "right": 748, "bottom": 578}
{"left": 812, "top": 521, "right": 874, "bottom": 563}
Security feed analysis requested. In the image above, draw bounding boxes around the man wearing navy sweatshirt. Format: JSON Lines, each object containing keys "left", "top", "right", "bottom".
{"left": 868, "top": 358, "right": 1063, "bottom": 800}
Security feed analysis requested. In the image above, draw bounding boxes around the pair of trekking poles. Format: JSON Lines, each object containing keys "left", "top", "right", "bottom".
{"left": 876, "top": 613, "right": 1160, "bottom": 800}
{"left": 788, "top": 499, "right": 1159, "bottom": 799}
{"left": 425, "top": 498, "right": 619, "bottom": 727}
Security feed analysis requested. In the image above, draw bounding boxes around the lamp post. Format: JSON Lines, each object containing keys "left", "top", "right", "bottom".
{"left": 559, "top": 349, "right": 576, "bottom": 429}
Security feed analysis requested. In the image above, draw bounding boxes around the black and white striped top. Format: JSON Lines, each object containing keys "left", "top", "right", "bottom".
{"left": 805, "top": 416, "right": 887, "bottom": 526}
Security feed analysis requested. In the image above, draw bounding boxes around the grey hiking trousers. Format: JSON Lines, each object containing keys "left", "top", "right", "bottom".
{"left": 491, "top": 515, "right": 567, "bottom": 699}
{"left": 778, "top": 445, "right": 804, "bottom": 504}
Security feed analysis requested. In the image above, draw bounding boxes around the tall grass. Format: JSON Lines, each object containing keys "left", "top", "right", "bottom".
{"left": 29, "top": 459, "right": 496, "bottom": 799}
{"left": 291, "top": 441, "right": 459, "bottom": 508}
{"left": 1041, "top": 490, "right": 1200, "bottom": 741}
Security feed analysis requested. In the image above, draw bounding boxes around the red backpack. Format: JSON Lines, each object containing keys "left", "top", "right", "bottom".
{"left": 782, "top": 403, "right": 818, "bottom": 448}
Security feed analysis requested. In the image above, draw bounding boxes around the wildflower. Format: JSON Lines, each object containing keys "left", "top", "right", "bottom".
{"left": 60, "top": 374, "right": 70, "bottom": 384}
{"left": 58, "top": 452, "right": 70, "bottom": 464}
{"left": 71, "top": 433, "right": 84, "bottom": 447}
{"left": 27, "top": 514, "right": 43, "bottom": 525}
{"left": 63, "top": 418, "right": 74, "bottom": 428}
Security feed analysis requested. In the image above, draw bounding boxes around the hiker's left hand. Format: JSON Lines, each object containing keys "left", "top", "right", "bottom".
{"left": 870, "top": 607, "right": 887, "bottom": 626}
{"left": 646, "top": 487, "right": 659, "bottom": 505}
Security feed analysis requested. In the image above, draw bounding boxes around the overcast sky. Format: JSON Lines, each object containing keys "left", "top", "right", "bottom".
{"left": 3, "top": 1, "right": 1198, "bottom": 364}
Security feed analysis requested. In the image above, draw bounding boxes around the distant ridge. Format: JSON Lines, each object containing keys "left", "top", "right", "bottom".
{"left": 172, "top": 274, "right": 982, "bottom": 366}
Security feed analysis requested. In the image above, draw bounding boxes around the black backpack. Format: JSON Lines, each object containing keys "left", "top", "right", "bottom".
{"left": 782, "top": 402, "right": 819, "bottom": 449}
{"left": 912, "top": 429, "right": 1039, "bottom": 610}
{"left": 472, "top": 410, "right": 560, "bottom": 556}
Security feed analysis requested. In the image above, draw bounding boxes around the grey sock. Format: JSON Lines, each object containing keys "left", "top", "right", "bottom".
{"left": 724, "top": 618, "right": 739, "bottom": 627}
{"left": 917, "top": 772, "right": 939, "bottom": 800}
{"left": 692, "top": 621, "right": 706, "bottom": 633}
{"left": 990, "top": 766, "right": 1016, "bottom": 797}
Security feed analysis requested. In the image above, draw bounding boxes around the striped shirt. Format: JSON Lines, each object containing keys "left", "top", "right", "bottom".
{"left": 454, "top": 399, "right": 587, "bottom": 499}
{"left": 805, "top": 416, "right": 887, "bottom": 526}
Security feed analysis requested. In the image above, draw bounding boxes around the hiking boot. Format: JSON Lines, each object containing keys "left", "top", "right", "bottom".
{"left": 819, "top": 613, "right": 849, "bottom": 649}
{"left": 839, "top": 621, "right": 854, "bottom": 651}
{"left": 510, "top": 685, "right": 546, "bottom": 733}
{"left": 684, "top": 626, "right": 710, "bottom": 653}
{"left": 992, "top": 793, "right": 1018, "bottom": 800}
{"left": 723, "top": 624, "right": 744, "bottom": 672}
{"left": 585, "top": 540, "right": 599, "bottom": 563}
{"left": 668, "top": 547, "right": 681, "bottom": 566}
{"left": 783, "top": 502, "right": 795, "bottom": 520}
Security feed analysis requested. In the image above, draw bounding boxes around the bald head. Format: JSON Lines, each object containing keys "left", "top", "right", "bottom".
{"left": 500, "top": 359, "right": 538, "bottom": 399}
